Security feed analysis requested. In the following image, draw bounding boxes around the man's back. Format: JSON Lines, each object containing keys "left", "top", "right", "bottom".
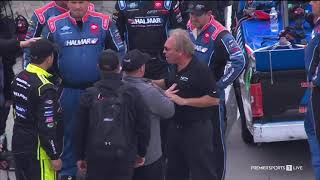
{"left": 12, "top": 64, "right": 61, "bottom": 159}
{"left": 75, "top": 74, "right": 150, "bottom": 162}
{"left": 123, "top": 76, "right": 174, "bottom": 165}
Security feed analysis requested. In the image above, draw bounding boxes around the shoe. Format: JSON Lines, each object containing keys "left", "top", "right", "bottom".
{"left": 60, "top": 175, "right": 76, "bottom": 180}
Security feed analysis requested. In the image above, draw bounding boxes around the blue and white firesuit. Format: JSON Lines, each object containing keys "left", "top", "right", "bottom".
{"left": 187, "top": 16, "right": 245, "bottom": 180}
{"left": 44, "top": 10, "right": 125, "bottom": 177}
{"left": 305, "top": 18, "right": 320, "bottom": 180}
{"left": 23, "top": 1, "right": 95, "bottom": 68}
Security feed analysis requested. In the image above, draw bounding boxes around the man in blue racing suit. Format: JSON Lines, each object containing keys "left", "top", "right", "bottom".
{"left": 44, "top": 1, "right": 125, "bottom": 180}
{"left": 305, "top": 1, "right": 320, "bottom": 180}
{"left": 186, "top": 1, "right": 246, "bottom": 180}
{"left": 23, "top": 1, "right": 95, "bottom": 69}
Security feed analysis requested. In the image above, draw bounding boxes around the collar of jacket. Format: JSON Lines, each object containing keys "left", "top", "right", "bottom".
{"left": 100, "top": 71, "right": 122, "bottom": 80}
{"left": 188, "top": 15, "right": 215, "bottom": 32}
{"left": 26, "top": 64, "right": 53, "bottom": 78}
{"left": 94, "top": 72, "right": 123, "bottom": 89}
{"left": 123, "top": 75, "right": 150, "bottom": 83}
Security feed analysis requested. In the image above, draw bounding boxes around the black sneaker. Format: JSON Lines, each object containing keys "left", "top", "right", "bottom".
{"left": 60, "top": 175, "right": 76, "bottom": 180}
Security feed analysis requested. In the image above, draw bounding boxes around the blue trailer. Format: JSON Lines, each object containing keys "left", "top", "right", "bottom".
{"left": 234, "top": 1, "right": 313, "bottom": 144}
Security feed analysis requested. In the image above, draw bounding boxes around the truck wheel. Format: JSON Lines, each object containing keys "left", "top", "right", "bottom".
{"left": 240, "top": 116, "right": 254, "bottom": 144}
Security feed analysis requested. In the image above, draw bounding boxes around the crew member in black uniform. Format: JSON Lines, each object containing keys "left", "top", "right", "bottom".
{"left": 154, "top": 29, "right": 220, "bottom": 180}
{"left": 11, "top": 39, "right": 62, "bottom": 180}
{"left": 112, "top": 0, "right": 184, "bottom": 80}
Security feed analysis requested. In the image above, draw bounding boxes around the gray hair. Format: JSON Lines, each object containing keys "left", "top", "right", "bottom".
{"left": 169, "top": 28, "right": 195, "bottom": 55}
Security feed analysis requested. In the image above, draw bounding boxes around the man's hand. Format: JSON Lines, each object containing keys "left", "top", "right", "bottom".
{"left": 77, "top": 160, "right": 87, "bottom": 173}
{"left": 169, "top": 94, "right": 187, "bottom": 106}
{"left": 4, "top": 100, "right": 12, "bottom": 108}
{"left": 51, "top": 159, "right": 62, "bottom": 171}
{"left": 165, "top": 83, "right": 187, "bottom": 105}
{"left": 0, "top": 144, "right": 3, "bottom": 153}
{"left": 165, "top": 83, "right": 179, "bottom": 97}
{"left": 134, "top": 155, "right": 145, "bottom": 168}
{"left": 0, "top": 135, "right": 6, "bottom": 152}
{"left": 19, "top": 37, "right": 41, "bottom": 48}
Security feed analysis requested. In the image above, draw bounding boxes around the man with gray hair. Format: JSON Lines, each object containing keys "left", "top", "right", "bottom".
{"left": 154, "top": 28, "right": 220, "bottom": 180}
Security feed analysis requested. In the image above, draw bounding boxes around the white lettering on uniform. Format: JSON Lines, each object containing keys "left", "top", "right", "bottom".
{"left": 13, "top": 91, "right": 28, "bottom": 100}
{"left": 16, "top": 105, "right": 27, "bottom": 113}
{"left": 132, "top": 17, "right": 162, "bottom": 25}
{"left": 16, "top": 78, "right": 31, "bottom": 87}
{"left": 17, "top": 83, "right": 27, "bottom": 89}
{"left": 65, "top": 38, "right": 99, "bottom": 46}
{"left": 195, "top": 45, "right": 208, "bottom": 53}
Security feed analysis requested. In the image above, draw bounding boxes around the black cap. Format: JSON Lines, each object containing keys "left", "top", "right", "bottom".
{"left": 122, "top": 49, "right": 150, "bottom": 72}
{"left": 99, "top": 49, "right": 120, "bottom": 71}
{"left": 186, "top": 1, "right": 212, "bottom": 16}
{"left": 30, "top": 39, "right": 55, "bottom": 64}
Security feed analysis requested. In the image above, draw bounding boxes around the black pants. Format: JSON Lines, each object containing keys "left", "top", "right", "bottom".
{"left": 0, "top": 105, "right": 10, "bottom": 136}
{"left": 211, "top": 106, "right": 226, "bottom": 180}
{"left": 15, "top": 153, "right": 57, "bottom": 180}
{"left": 133, "top": 158, "right": 164, "bottom": 180}
{"left": 166, "top": 120, "right": 218, "bottom": 180}
{"left": 313, "top": 87, "right": 320, "bottom": 141}
{"left": 86, "top": 158, "right": 133, "bottom": 180}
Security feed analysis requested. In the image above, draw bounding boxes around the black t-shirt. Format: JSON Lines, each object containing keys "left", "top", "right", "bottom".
{"left": 165, "top": 56, "right": 218, "bottom": 124}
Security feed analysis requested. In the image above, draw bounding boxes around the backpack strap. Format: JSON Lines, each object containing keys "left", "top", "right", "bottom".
{"left": 89, "top": 82, "right": 130, "bottom": 101}
{"left": 86, "top": 86, "right": 101, "bottom": 100}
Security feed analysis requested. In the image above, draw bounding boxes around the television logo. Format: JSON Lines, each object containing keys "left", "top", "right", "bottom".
{"left": 286, "top": 165, "right": 292, "bottom": 172}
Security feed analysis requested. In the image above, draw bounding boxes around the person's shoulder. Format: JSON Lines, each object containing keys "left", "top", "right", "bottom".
{"left": 192, "top": 56, "right": 208, "bottom": 68}
{"left": 38, "top": 81, "right": 56, "bottom": 96}
{"left": 47, "top": 12, "right": 70, "bottom": 33}
{"left": 191, "top": 57, "right": 212, "bottom": 74}
{"left": 33, "top": 1, "right": 57, "bottom": 24}
{"left": 209, "top": 18, "right": 228, "bottom": 41}
{"left": 121, "top": 83, "right": 143, "bottom": 99}
{"left": 86, "top": 11, "right": 110, "bottom": 30}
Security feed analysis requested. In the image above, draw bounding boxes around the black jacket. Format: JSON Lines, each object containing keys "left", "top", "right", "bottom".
{"left": 75, "top": 72, "right": 150, "bottom": 161}
{"left": 11, "top": 64, "right": 62, "bottom": 160}
{"left": 112, "top": 0, "right": 184, "bottom": 53}
{"left": 0, "top": 39, "right": 20, "bottom": 56}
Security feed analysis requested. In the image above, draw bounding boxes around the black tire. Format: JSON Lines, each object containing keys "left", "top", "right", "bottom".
{"left": 233, "top": 79, "right": 254, "bottom": 144}
{"left": 240, "top": 116, "right": 254, "bottom": 144}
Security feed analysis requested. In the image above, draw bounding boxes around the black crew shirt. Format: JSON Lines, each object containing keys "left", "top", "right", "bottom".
{"left": 165, "top": 56, "right": 218, "bottom": 124}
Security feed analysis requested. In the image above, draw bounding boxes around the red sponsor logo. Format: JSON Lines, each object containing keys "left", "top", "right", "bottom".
{"left": 154, "top": 1, "right": 163, "bottom": 9}
{"left": 46, "top": 117, "right": 54, "bottom": 123}
{"left": 90, "top": 24, "right": 99, "bottom": 34}
{"left": 203, "top": 33, "right": 210, "bottom": 44}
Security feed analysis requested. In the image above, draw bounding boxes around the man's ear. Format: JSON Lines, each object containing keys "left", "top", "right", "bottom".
{"left": 207, "top": 10, "right": 213, "bottom": 16}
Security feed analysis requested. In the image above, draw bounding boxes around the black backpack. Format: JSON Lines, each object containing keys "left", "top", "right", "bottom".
{"left": 86, "top": 84, "right": 131, "bottom": 160}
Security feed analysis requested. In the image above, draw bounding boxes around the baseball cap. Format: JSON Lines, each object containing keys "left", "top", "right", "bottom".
{"left": 30, "top": 39, "right": 56, "bottom": 63}
{"left": 99, "top": 49, "right": 120, "bottom": 71}
{"left": 122, "top": 49, "right": 150, "bottom": 72}
{"left": 186, "top": 1, "right": 212, "bottom": 16}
